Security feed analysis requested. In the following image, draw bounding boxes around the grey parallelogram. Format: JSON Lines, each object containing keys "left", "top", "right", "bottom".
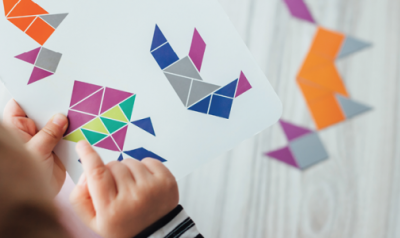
{"left": 164, "top": 73, "right": 192, "bottom": 106}
{"left": 164, "top": 56, "right": 202, "bottom": 80}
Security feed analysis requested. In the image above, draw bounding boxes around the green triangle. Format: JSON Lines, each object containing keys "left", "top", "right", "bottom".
{"left": 81, "top": 129, "right": 108, "bottom": 145}
{"left": 64, "top": 129, "right": 87, "bottom": 143}
{"left": 119, "top": 95, "right": 136, "bottom": 121}
{"left": 102, "top": 105, "right": 128, "bottom": 122}
{"left": 82, "top": 118, "right": 109, "bottom": 135}
{"left": 100, "top": 117, "right": 127, "bottom": 134}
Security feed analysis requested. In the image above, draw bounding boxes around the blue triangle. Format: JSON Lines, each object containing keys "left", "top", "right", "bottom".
{"left": 117, "top": 154, "right": 124, "bottom": 162}
{"left": 124, "top": 148, "right": 167, "bottom": 162}
{"left": 151, "top": 25, "right": 168, "bottom": 51}
{"left": 214, "top": 79, "right": 238, "bottom": 98}
{"left": 188, "top": 95, "right": 211, "bottom": 114}
{"left": 132, "top": 117, "right": 156, "bottom": 136}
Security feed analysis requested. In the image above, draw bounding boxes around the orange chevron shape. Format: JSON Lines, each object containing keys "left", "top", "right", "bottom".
{"left": 6, "top": 0, "right": 48, "bottom": 18}
{"left": 8, "top": 16, "right": 36, "bottom": 32}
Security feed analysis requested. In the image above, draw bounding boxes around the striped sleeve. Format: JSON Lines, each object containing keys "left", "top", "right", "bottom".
{"left": 134, "top": 205, "right": 203, "bottom": 238}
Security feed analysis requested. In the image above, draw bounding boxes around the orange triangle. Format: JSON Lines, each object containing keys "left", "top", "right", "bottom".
{"left": 298, "top": 52, "right": 333, "bottom": 78}
{"left": 7, "top": 0, "right": 48, "bottom": 18}
{"left": 8, "top": 16, "right": 36, "bottom": 32}
{"left": 309, "top": 27, "right": 345, "bottom": 60}
{"left": 297, "top": 78, "right": 332, "bottom": 102}
{"left": 3, "top": 0, "right": 20, "bottom": 16}
{"left": 307, "top": 94, "right": 346, "bottom": 130}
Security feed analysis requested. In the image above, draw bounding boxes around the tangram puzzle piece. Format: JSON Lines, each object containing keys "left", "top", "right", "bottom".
{"left": 124, "top": 148, "right": 167, "bottom": 163}
{"left": 283, "top": 0, "right": 315, "bottom": 23}
{"left": 151, "top": 25, "right": 252, "bottom": 119}
{"left": 64, "top": 81, "right": 165, "bottom": 162}
{"left": 265, "top": 120, "right": 328, "bottom": 170}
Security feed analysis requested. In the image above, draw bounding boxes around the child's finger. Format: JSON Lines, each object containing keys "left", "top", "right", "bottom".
{"left": 76, "top": 141, "right": 117, "bottom": 207}
{"left": 3, "top": 99, "right": 36, "bottom": 139}
{"left": 121, "top": 158, "right": 152, "bottom": 181}
{"left": 106, "top": 161, "right": 135, "bottom": 193}
{"left": 3, "top": 99, "right": 26, "bottom": 124}
{"left": 70, "top": 174, "right": 96, "bottom": 227}
{"left": 141, "top": 158, "right": 173, "bottom": 177}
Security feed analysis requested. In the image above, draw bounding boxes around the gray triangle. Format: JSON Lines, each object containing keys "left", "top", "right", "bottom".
{"left": 335, "top": 94, "right": 372, "bottom": 118}
{"left": 40, "top": 13, "right": 69, "bottom": 29}
{"left": 187, "top": 80, "right": 220, "bottom": 107}
{"left": 337, "top": 36, "right": 371, "bottom": 59}
{"left": 164, "top": 73, "right": 192, "bottom": 106}
{"left": 164, "top": 56, "right": 202, "bottom": 80}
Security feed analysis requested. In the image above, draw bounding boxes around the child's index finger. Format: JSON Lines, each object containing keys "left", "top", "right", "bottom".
{"left": 76, "top": 140, "right": 116, "bottom": 208}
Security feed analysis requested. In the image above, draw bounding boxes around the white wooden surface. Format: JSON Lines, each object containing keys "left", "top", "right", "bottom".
{"left": 1, "top": 0, "right": 399, "bottom": 237}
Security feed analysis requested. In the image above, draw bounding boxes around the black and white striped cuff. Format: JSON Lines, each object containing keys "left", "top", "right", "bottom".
{"left": 134, "top": 205, "right": 203, "bottom": 238}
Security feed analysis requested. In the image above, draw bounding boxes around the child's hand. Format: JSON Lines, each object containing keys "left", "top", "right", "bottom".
{"left": 3, "top": 99, "right": 68, "bottom": 195}
{"left": 70, "top": 141, "right": 179, "bottom": 238}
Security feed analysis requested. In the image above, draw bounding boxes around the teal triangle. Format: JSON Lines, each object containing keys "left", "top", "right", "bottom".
{"left": 81, "top": 129, "right": 107, "bottom": 145}
{"left": 101, "top": 117, "right": 127, "bottom": 134}
{"left": 120, "top": 95, "right": 136, "bottom": 121}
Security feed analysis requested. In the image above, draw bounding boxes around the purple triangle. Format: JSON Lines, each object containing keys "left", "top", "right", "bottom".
{"left": 70, "top": 81, "right": 103, "bottom": 107}
{"left": 112, "top": 125, "right": 128, "bottom": 151}
{"left": 71, "top": 88, "right": 104, "bottom": 115}
{"left": 280, "top": 120, "right": 312, "bottom": 141}
{"left": 100, "top": 88, "right": 134, "bottom": 114}
{"left": 15, "top": 47, "right": 41, "bottom": 65}
{"left": 95, "top": 136, "right": 120, "bottom": 152}
{"left": 65, "top": 110, "right": 96, "bottom": 135}
{"left": 266, "top": 146, "right": 299, "bottom": 168}
{"left": 28, "top": 67, "right": 53, "bottom": 85}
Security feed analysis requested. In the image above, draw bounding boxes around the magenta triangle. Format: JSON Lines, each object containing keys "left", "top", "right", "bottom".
{"left": 15, "top": 47, "right": 41, "bottom": 65}
{"left": 28, "top": 67, "right": 53, "bottom": 85}
{"left": 100, "top": 88, "right": 134, "bottom": 114}
{"left": 65, "top": 110, "right": 96, "bottom": 135}
{"left": 280, "top": 120, "right": 312, "bottom": 141}
{"left": 266, "top": 146, "right": 299, "bottom": 168}
{"left": 71, "top": 88, "right": 104, "bottom": 115}
{"left": 112, "top": 125, "right": 128, "bottom": 151}
{"left": 235, "top": 71, "right": 252, "bottom": 98}
{"left": 70, "top": 81, "right": 103, "bottom": 107}
{"left": 95, "top": 136, "right": 120, "bottom": 152}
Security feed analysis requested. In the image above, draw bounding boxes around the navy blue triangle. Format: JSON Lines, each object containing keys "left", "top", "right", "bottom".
{"left": 132, "top": 117, "right": 156, "bottom": 136}
{"left": 151, "top": 25, "right": 168, "bottom": 51}
{"left": 124, "top": 148, "right": 167, "bottom": 162}
{"left": 188, "top": 95, "right": 211, "bottom": 114}
{"left": 117, "top": 154, "right": 124, "bottom": 162}
{"left": 214, "top": 79, "right": 238, "bottom": 98}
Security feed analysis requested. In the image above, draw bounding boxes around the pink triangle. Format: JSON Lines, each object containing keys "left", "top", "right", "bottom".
{"left": 70, "top": 81, "right": 103, "bottom": 107}
{"left": 266, "top": 146, "right": 299, "bottom": 168}
{"left": 235, "top": 71, "right": 252, "bottom": 98}
{"left": 15, "top": 47, "right": 41, "bottom": 65}
{"left": 280, "top": 120, "right": 312, "bottom": 141}
{"left": 28, "top": 67, "right": 53, "bottom": 85}
{"left": 95, "top": 136, "right": 120, "bottom": 152}
{"left": 112, "top": 125, "right": 128, "bottom": 151}
{"left": 71, "top": 88, "right": 104, "bottom": 115}
{"left": 100, "top": 88, "right": 134, "bottom": 114}
{"left": 65, "top": 110, "right": 96, "bottom": 135}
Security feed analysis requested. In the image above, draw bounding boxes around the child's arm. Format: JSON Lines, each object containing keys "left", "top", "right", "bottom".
{"left": 70, "top": 141, "right": 203, "bottom": 238}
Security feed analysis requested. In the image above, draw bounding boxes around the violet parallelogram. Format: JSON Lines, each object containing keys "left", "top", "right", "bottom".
{"left": 283, "top": 0, "right": 316, "bottom": 24}
{"left": 189, "top": 29, "right": 206, "bottom": 72}
{"left": 280, "top": 120, "right": 312, "bottom": 141}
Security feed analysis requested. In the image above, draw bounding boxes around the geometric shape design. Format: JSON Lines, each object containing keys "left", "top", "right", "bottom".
{"left": 8, "top": 16, "right": 36, "bottom": 32}
{"left": 82, "top": 117, "right": 108, "bottom": 135}
{"left": 81, "top": 128, "right": 107, "bottom": 145}
{"left": 151, "top": 43, "right": 179, "bottom": 70}
{"left": 215, "top": 79, "right": 238, "bottom": 98}
{"left": 124, "top": 148, "right": 167, "bottom": 162}
{"left": 69, "top": 81, "right": 102, "bottom": 108}
{"left": 15, "top": 47, "right": 41, "bottom": 65}
{"left": 63, "top": 129, "right": 86, "bottom": 143}
{"left": 189, "top": 28, "right": 206, "bottom": 72}
{"left": 150, "top": 24, "right": 168, "bottom": 51}
{"left": 297, "top": 78, "right": 331, "bottom": 102}
{"left": 112, "top": 125, "right": 128, "bottom": 151}
{"left": 337, "top": 35, "right": 372, "bottom": 59}
{"left": 164, "top": 56, "right": 202, "bottom": 80}
{"left": 188, "top": 95, "right": 211, "bottom": 114}
{"left": 35, "top": 47, "right": 62, "bottom": 73}
{"left": 65, "top": 110, "right": 96, "bottom": 135}
{"left": 3, "top": 0, "right": 20, "bottom": 16}
{"left": 265, "top": 146, "right": 299, "bottom": 168}
{"left": 298, "top": 52, "right": 333, "bottom": 76}
{"left": 100, "top": 87, "right": 133, "bottom": 114}
{"left": 39, "top": 13, "right": 68, "bottom": 29}
{"left": 164, "top": 73, "right": 192, "bottom": 106}
{"left": 119, "top": 95, "right": 136, "bottom": 122}
{"left": 132, "top": 117, "right": 156, "bottom": 136}
{"left": 308, "top": 27, "right": 345, "bottom": 61}
{"left": 279, "top": 120, "right": 313, "bottom": 142}
{"left": 25, "top": 17, "right": 55, "bottom": 45}
{"left": 283, "top": 0, "right": 316, "bottom": 24}
{"left": 7, "top": 0, "right": 48, "bottom": 18}
{"left": 187, "top": 80, "right": 220, "bottom": 107}
{"left": 117, "top": 153, "right": 124, "bottom": 162}
{"left": 335, "top": 94, "right": 372, "bottom": 119}
{"left": 71, "top": 88, "right": 104, "bottom": 115}
{"left": 94, "top": 136, "right": 120, "bottom": 152}
{"left": 235, "top": 71, "right": 252, "bottom": 98}
{"left": 289, "top": 132, "right": 328, "bottom": 170}
{"left": 101, "top": 105, "right": 128, "bottom": 122}
{"left": 100, "top": 117, "right": 127, "bottom": 134}
{"left": 28, "top": 66, "right": 53, "bottom": 85}
{"left": 208, "top": 94, "right": 233, "bottom": 119}
{"left": 307, "top": 94, "right": 346, "bottom": 130}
